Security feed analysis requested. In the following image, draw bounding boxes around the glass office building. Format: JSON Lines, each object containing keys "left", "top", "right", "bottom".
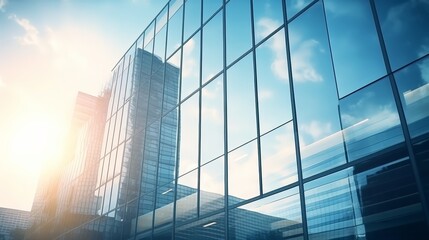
{"left": 59, "top": 0, "right": 429, "bottom": 239}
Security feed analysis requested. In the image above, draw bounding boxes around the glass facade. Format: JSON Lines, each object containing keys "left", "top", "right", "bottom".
{"left": 60, "top": 0, "right": 429, "bottom": 239}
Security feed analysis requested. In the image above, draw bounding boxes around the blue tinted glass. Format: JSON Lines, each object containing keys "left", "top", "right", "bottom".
{"left": 229, "top": 187, "right": 303, "bottom": 239}
{"left": 226, "top": 0, "right": 252, "bottom": 65}
{"left": 184, "top": 0, "right": 201, "bottom": 41}
{"left": 200, "top": 157, "right": 224, "bottom": 216}
{"left": 166, "top": 6, "right": 183, "bottom": 59}
{"left": 175, "top": 213, "right": 225, "bottom": 239}
{"left": 261, "top": 123, "right": 297, "bottom": 193}
{"left": 340, "top": 78, "right": 404, "bottom": 162}
{"left": 375, "top": 0, "right": 429, "bottom": 70}
{"left": 203, "top": 0, "right": 222, "bottom": 23}
{"left": 324, "top": 0, "right": 386, "bottom": 97}
{"left": 286, "top": 0, "right": 313, "bottom": 20}
{"left": 201, "top": 75, "right": 224, "bottom": 164}
{"left": 181, "top": 34, "right": 200, "bottom": 100}
{"left": 256, "top": 28, "right": 292, "bottom": 134}
{"left": 136, "top": 191, "right": 155, "bottom": 234}
{"left": 164, "top": 49, "right": 181, "bottom": 114}
{"left": 289, "top": 1, "right": 346, "bottom": 178}
{"left": 154, "top": 181, "right": 175, "bottom": 229}
{"left": 202, "top": 10, "right": 223, "bottom": 84}
{"left": 176, "top": 169, "right": 198, "bottom": 223}
{"left": 227, "top": 53, "right": 257, "bottom": 150}
{"left": 253, "top": 0, "right": 284, "bottom": 43}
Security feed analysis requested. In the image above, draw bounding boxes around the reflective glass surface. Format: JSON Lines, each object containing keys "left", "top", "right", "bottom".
{"left": 286, "top": 0, "right": 313, "bottom": 20}
{"left": 200, "top": 156, "right": 224, "bottom": 216}
{"left": 203, "top": 0, "right": 222, "bottom": 23}
{"left": 289, "top": 1, "right": 345, "bottom": 178}
{"left": 252, "top": 0, "right": 283, "bottom": 44}
{"left": 181, "top": 34, "right": 201, "bottom": 100}
{"left": 227, "top": 53, "right": 257, "bottom": 150}
{"left": 176, "top": 169, "right": 198, "bottom": 223}
{"left": 324, "top": 0, "right": 386, "bottom": 97}
{"left": 229, "top": 187, "right": 303, "bottom": 240}
{"left": 374, "top": 0, "right": 429, "bottom": 70}
{"left": 261, "top": 123, "right": 297, "bottom": 193}
{"left": 228, "top": 140, "right": 259, "bottom": 204}
{"left": 166, "top": 5, "right": 183, "bottom": 59}
{"left": 256, "top": 28, "right": 292, "bottom": 134}
{"left": 340, "top": 78, "right": 404, "bottom": 162}
{"left": 226, "top": 0, "right": 252, "bottom": 65}
{"left": 201, "top": 75, "right": 224, "bottom": 164}
{"left": 175, "top": 213, "right": 225, "bottom": 239}
{"left": 202, "top": 10, "right": 223, "bottom": 84}
{"left": 183, "top": 0, "right": 201, "bottom": 41}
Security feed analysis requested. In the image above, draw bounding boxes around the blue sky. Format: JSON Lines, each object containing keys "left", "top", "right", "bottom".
{"left": 0, "top": 0, "right": 168, "bottom": 211}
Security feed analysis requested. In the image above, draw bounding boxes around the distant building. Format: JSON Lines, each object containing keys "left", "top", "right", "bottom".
{"left": 0, "top": 207, "right": 31, "bottom": 240}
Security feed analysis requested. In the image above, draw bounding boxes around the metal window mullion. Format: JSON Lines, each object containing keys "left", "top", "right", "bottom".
{"left": 282, "top": 0, "right": 309, "bottom": 239}
{"left": 222, "top": 0, "right": 229, "bottom": 239}
{"left": 369, "top": 0, "right": 429, "bottom": 226}
{"left": 249, "top": 0, "right": 263, "bottom": 196}
{"left": 197, "top": 0, "right": 203, "bottom": 220}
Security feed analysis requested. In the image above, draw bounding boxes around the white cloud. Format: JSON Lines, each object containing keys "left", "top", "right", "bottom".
{"left": 300, "top": 120, "right": 332, "bottom": 142}
{"left": 258, "top": 89, "right": 273, "bottom": 100}
{"left": 291, "top": 39, "right": 324, "bottom": 82}
{"left": 182, "top": 38, "right": 197, "bottom": 79}
{"left": 9, "top": 14, "right": 40, "bottom": 47}
{"left": 0, "top": 0, "right": 6, "bottom": 12}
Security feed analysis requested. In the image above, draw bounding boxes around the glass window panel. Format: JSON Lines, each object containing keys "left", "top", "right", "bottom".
{"left": 183, "top": 0, "right": 201, "bottom": 41}
{"left": 181, "top": 33, "right": 201, "bottom": 100}
{"left": 200, "top": 157, "right": 224, "bottom": 216}
{"left": 178, "top": 94, "right": 200, "bottom": 176}
{"left": 154, "top": 25, "right": 167, "bottom": 63}
{"left": 226, "top": 0, "right": 252, "bottom": 64}
{"left": 141, "top": 121, "right": 161, "bottom": 194}
{"left": 394, "top": 56, "right": 429, "bottom": 202}
{"left": 176, "top": 169, "right": 198, "bottom": 223}
{"left": 289, "top": 2, "right": 346, "bottom": 178}
{"left": 166, "top": 5, "right": 183, "bottom": 59}
{"left": 102, "top": 180, "right": 113, "bottom": 214}
{"left": 119, "top": 102, "right": 129, "bottom": 143}
{"left": 229, "top": 187, "right": 303, "bottom": 240}
{"left": 156, "top": 6, "right": 168, "bottom": 34}
{"left": 154, "top": 181, "right": 175, "bottom": 229}
{"left": 395, "top": 55, "right": 429, "bottom": 139}
{"left": 169, "top": 0, "right": 183, "bottom": 18}
{"left": 253, "top": 0, "right": 284, "bottom": 43}
{"left": 144, "top": 22, "right": 155, "bottom": 49}
{"left": 305, "top": 156, "right": 428, "bottom": 239}
{"left": 101, "top": 154, "right": 110, "bottom": 184}
{"left": 115, "top": 143, "right": 124, "bottom": 176}
{"left": 227, "top": 53, "right": 257, "bottom": 150}
{"left": 340, "top": 78, "right": 404, "bottom": 162}
{"left": 109, "top": 176, "right": 120, "bottom": 212}
{"left": 228, "top": 140, "right": 259, "bottom": 204}
{"left": 175, "top": 213, "right": 225, "bottom": 239}
{"left": 158, "top": 108, "right": 179, "bottom": 186}
{"left": 261, "top": 123, "right": 297, "bottom": 193}
{"left": 95, "top": 187, "right": 103, "bottom": 216}
{"left": 164, "top": 49, "right": 182, "bottom": 114}
{"left": 286, "top": 0, "right": 313, "bottom": 20}
{"left": 374, "top": 0, "right": 429, "bottom": 70}
{"left": 108, "top": 148, "right": 117, "bottom": 180}
{"left": 201, "top": 75, "right": 224, "bottom": 164}
{"left": 256, "top": 28, "right": 292, "bottom": 134}
{"left": 324, "top": 0, "right": 386, "bottom": 97}
{"left": 202, "top": 10, "right": 223, "bottom": 84}
{"left": 136, "top": 192, "right": 155, "bottom": 234}
{"left": 203, "top": 0, "right": 222, "bottom": 23}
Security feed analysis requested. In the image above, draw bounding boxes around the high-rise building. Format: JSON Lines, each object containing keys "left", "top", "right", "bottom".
{"left": 54, "top": 0, "right": 429, "bottom": 239}
{"left": 0, "top": 207, "right": 31, "bottom": 240}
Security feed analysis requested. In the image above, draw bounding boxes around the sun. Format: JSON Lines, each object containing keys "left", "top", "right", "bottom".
{"left": 8, "top": 116, "right": 64, "bottom": 170}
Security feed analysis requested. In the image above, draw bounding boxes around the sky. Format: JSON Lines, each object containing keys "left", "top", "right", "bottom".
{"left": 0, "top": 0, "right": 168, "bottom": 211}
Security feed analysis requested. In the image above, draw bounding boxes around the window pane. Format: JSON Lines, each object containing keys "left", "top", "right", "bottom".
{"left": 228, "top": 140, "right": 259, "bottom": 204}
{"left": 289, "top": 2, "right": 346, "bottom": 178}
{"left": 324, "top": 0, "right": 386, "bottom": 97}
{"left": 178, "top": 94, "right": 199, "bottom": 176}
{"left": 181, "top": 34, "right": 201, "bottom": 100}
{"left": 253, "top": 0, "right": 284, "bottom": 43}
{"left": 154, "top": 181, "right": 175, "bottom": 229}
{"left": 202, "top": 10, "right": 223, "bottom": 84}
{"left": 203, "top": 0, "right": 222, "bottom": 23}
{"left": 175, "top": 213, "right": 225, "bottom": 239}
{"left": 226, "top": 0, "right": 252, "bottom": 64}
{"left": 305, "top": 157, "right": 428, "bottom": 239}
{"left": 136, "top": 191, "right": 155, "bottom": 234}
{"left": 395, "top": 56, "right": 429, "bottom": 203}
{"left": 261, "top": 123, "right": 297, "bottom": 193}
{"left": 340, "top": 78, "right": 404, "bottom": 162}
{"left": 164, "top": 48, "right": 181, "bottom": 114}
{"left": 154, "top": 25, "right": 167, "bottom": 63}
{"left": 141, "top": 121, "right": 161, "bottom": 194}
{"left": 201, "top": 75, "right": 224, "bottom": 164}
{"left": 256, "top": 28, "right": 292, "bottom": 134}
{"left": 227, "top": 53, "right": 257, "bottom": 150}
{"left": 184, "top": 0, "right": 201, "bottom": 41}
{"left": 229, "top": 187, "right": 303, "bottom": 239}
{"left": 158, "top": 108, "right": 179, "bottom": 186}
{"left": 176, "top": 169, "right": 198, "bottom": 223}
{"left": 166, "top": 6, "right": 183, "bottom": 59}
{"left": 374, "top": 0, "right": 429, "bottom": 70}
{"left": 286, "top": 0, "right": 313, "bottom": 20}
{"left": 200, "top": 157, "right": 224, "bottom": 216}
